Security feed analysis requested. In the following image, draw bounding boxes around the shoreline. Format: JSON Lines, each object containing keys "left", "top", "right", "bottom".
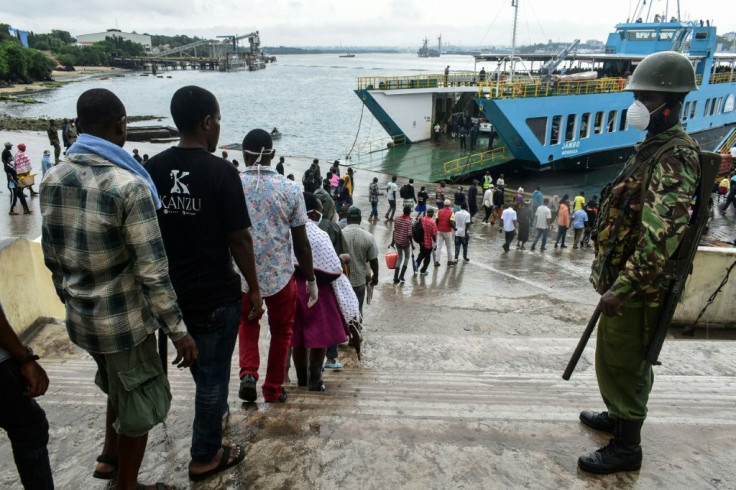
{"left": 0, "top": 66, "right": 132, "bottom": 97}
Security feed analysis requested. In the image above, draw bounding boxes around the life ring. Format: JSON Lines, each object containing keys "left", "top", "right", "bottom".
{"left": 514, "top": 85, "right": 523, "bottom": 96}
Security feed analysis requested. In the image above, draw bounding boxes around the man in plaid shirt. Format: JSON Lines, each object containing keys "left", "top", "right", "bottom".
{"left": 41, "top": 88, "right": 197, "bottom": 490}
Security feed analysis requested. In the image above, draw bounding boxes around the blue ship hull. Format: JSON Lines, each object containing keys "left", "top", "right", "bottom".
{"left": 476, "top": 80, "right": 736, "bottom": 170}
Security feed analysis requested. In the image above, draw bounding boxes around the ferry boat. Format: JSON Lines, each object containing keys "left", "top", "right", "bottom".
{"left": 354, "top": 3, "right": 736, "bottom": 174}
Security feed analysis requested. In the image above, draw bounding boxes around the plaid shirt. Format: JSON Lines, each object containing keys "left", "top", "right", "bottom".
{"left": 40, "top": 153, "right": 187, "bottom": 354}
{"left": 369, "top": 182, "right": 379, "bottom": 203}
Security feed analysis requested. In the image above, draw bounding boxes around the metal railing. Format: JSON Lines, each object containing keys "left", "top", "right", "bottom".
{"left": 442, "top": 147, "right": 507, "bottom": 175}
{"left": 718, "top": 128, "right": 736, "bottom": 153}
{"left": 709, "top": 72, "right": 736, "bottom": 84}
{"left": 357, "top": 72, "right": 477, "bottom": 91}
{"left": 357, "top": 70, "right": 728, "bottom": 98}
{"left": 346, "top": 134, "right": 407, "bottom": 158}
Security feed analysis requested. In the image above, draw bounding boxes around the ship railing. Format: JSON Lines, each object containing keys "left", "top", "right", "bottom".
{"left": 476, "top": 77, "right": 636, "bottom": 99}
{"left": 346, "top": 134, "right": 407, "bottom": 157}
{"left": 709, "top": 71, "right": 736, "bottom": 84}
{"left": 357, "top": 71, "right": 478, "bottom": 90}
{"left": 442, "top": 147, "right": 507, "bottom": 175}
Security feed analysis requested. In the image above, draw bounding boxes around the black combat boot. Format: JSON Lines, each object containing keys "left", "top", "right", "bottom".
{"left": 579, "top": 410, "right": 615, "bottom": 433}
{"left": 578, "top": 419, "right": 642, "bottom": 474}
{"left": 393, "top": 268, "right": 400, "bottom": 283}
{"left": 398, "top": 265, "right": 408, "bottom": 282}
{"left": 308, "top": 360, "right": 325, "bottom": 392}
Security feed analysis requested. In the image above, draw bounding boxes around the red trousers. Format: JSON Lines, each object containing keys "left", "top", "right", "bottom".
{"left": 238, "top": 277, "right": 296, "bottom": 402}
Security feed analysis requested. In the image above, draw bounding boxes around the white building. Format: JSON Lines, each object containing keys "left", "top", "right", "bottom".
{"left": 75, "top": 29, "right": 152, "bottom": 51}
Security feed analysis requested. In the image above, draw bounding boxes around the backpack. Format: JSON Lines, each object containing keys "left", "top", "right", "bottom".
{"left": 412, "top": 219, "right": 424, "bottom": 244}
{"left": 400, "top": 184, "right": 412, "bottom": 199}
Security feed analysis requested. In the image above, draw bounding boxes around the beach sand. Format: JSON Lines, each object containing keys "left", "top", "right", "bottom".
{"left": 0, "top": 66, "right": 129, "bottom": 96}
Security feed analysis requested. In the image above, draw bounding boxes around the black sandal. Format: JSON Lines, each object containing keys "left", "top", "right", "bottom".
{"left": 92, "top": 454, "right": 118, "bottom": 480}
{"left": 188, "top": 444, "right": 245, "bottom": 482}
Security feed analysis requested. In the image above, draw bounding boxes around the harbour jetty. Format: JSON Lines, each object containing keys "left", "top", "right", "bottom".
{"left": 1, "top": 131, "right": 735, "bottom": 487}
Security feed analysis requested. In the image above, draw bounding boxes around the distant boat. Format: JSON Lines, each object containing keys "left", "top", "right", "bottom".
{"left": 339, "top": 53, "right": 355, "bottom": 58}
{"left": 271, "top": 128, "right": 282, "bottom": 140}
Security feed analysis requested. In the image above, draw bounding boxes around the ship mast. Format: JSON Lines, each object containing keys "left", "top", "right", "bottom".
{"left": 510, "top": 0, "right": 519, "bottom": 83}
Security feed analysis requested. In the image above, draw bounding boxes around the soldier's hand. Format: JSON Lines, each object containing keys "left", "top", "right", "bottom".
{"left": 172, "top": 333, "right": 198, "bottom": 368}
{"left": 600, "top": 290, "right": 624, "bottom": 317}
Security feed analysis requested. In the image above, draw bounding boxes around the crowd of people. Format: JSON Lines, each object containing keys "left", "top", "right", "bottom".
{"left": 362, "top": 168, "right": 601, "bottom": 272}
{"left": 1, "top": 51, "right": 733, "bottom": 488}
{"left": 0, "top": 86, "right": 379, "bottom": 490}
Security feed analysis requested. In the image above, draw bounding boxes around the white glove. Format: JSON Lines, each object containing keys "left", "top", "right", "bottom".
{"left": 306, "top": 279, "right": 319, "bottom": 308}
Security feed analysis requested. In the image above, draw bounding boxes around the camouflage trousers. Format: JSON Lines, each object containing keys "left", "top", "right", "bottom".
{"left": 596, "top": 303, "right": 663, "bottom": 421}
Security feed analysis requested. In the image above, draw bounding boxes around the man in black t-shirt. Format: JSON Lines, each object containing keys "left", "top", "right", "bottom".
{"left": 147, "top": 86, "right": 263, "bottom": 483}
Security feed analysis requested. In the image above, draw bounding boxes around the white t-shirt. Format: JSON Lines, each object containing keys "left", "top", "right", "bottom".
{"left": 454, "top": 209, "right": 471, "bottom": 236}
{"left": 534, "top": 205, "right": 552, "bottom": 229}
{"left": 386, "top": 181, "right": 398, "bottom": 201}
{"left": 496, "top": 178, "right": 505, "bottom": 187}
{"left": 501, "top": 207, "right": 517, "bottom": 232}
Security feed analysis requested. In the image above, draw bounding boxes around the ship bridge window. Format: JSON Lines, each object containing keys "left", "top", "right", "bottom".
{"left": 690, "top": 101, "right": 698, "bottom": 119}
{"left": 565, "top": 115, "right": 577, "bottom": 142}
{"left": 551, "top": 115, "right": 562, "bottom": 145}
{"left": 619, "top": 109, "right": 628, "bottom": 131}
{"left": 580, "top": 113, "right": 591, "bottom": 139}
{"left": 658, "top": 30, "right": 675, "bottom": 41}
{"left": 683, "top": 101, "right": 691, "bottom": 120}
{"left": 526, "top": 117, "right": 547, "bottom": 145}
{"left": 607, "top": 111, "right": 617, "bottom": 133}
{"left": 594, "top": 111, "right": 604, "bottom": 134}
{"left": 695, "top": 32, "right": 708, "bottom": 40}
{"left": 628, "top": 30, "right": 657, "bottom": 41}
{"left": 703, "top": 99, "right": 711, "bottom": 117}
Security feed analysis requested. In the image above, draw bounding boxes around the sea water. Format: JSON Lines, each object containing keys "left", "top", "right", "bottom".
{"left": 4, "top": 52, "right": 620, "bottom": 195}
{"left": 6, "top": 53, "right": 478, "bottom": 160}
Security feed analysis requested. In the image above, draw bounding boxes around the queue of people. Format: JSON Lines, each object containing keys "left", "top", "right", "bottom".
{"left": 18, "top": 86, "right": 370, "bottom": 490}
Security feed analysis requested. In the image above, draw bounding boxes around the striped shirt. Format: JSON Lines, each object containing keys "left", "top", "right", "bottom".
{"left": 421, "top": 217, "right": 438, "bottom": 249}
{"left": 393, "top": 214, "right": 413, "bottom": 247}
{"left": 40, "top": 153, "right": 187, "bottom": 354}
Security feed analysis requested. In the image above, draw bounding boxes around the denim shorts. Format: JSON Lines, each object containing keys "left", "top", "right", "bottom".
{"left": 91, "top": 334, "right": 171, "bottom": 437}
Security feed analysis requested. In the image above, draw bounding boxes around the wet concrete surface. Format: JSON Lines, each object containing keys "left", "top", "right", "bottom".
{"left": 1, "top": 129, "right": 736, "bottom": 489}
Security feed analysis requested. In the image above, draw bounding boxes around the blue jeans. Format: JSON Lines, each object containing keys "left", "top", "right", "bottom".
{"left": 454, "top": 234, "right": 469, "bottom": 260}
{"left": 0, "top": 359, "right": 54, "bottom": 489}
{"left": 532, "top": 228, "right": 548, "bottom": 249}
{"left": 184, "top": 301, "right": 241, "bottom": 463}
{"left": 369, "top": 201, "right": 378, "bottom": 219}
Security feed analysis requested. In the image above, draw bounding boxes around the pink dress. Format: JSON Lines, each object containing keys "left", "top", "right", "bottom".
{"left": 292, "top": 271, "right": 349, "bottom": 348}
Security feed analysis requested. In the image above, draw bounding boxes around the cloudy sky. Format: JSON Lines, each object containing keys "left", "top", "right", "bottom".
{"left": 4, "top": 0, "right": 735, "bottom": 47}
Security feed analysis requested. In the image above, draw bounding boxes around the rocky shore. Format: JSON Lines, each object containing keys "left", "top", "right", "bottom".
{"left": 0, "top": 114, "right": 162, "bottom": 131}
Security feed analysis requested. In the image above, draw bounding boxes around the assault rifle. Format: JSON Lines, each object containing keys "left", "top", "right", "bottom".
{"left": 636, "top": 150, "right": 721, "bottom": 392}
{"left": 562, "top": 150, "right": 721, "bottom": 382}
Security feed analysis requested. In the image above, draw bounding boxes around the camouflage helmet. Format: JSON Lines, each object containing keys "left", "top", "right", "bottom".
{"left": 625, "top": 51, "right": 698, "bottom": 93}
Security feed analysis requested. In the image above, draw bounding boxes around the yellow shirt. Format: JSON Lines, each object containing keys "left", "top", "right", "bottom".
{"left": 573, "top": 195, "right": 585, "bottom": 212}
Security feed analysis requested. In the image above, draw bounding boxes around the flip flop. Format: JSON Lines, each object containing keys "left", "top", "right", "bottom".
{"left": 92, "top": 454, "right": 118, "bottom": 480}
{"left": 188, "top": 444, "right": 245, "bottom": 482}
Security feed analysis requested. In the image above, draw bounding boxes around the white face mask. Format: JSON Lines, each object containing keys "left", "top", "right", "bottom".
{"left": 627, "top": 99, "right": 666, "bottom": 131}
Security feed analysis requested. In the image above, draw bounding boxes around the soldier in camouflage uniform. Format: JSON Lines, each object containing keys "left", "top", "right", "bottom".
{"left": 577, "top": 51, "right": 701, "bottom": 474}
